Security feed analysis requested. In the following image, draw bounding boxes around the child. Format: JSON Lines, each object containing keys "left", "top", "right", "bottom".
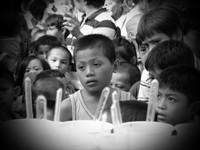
{"left": 46, "top": 45, "right": 82, "bottom": 90}
{"left": 0, "top": 63, "right": 16, "bottom": 121}
{"left": 44, "top": 13, "right": 69, "bottom": 45}
{"left": 36, "top": 69, "right": 76, "bottom": 99}
{"left": 14, "top": 55, "right": 50, "bottom": 118}
{"left": 145, "top": 40, "right": 194, "bottom": 81}
{"left": 129, "top": 6, "right": 183, "bottom": 102}
{"left": 32, "top": 35, "right": 62, "bottom": 59}
{"left": 63, "top": 0, "right": 117, "bottom": 40}
{"left": 155, "top": 65, "right": 200, "bottom": 126}
{"left": 113, "top": 36, "right": 137, "bottom": 66}
{"left": 111, "top": 62, "right": 141, "bottom": 92}
{"left": 46, "top": 45, "right": 72, "bottom": 74}
{"left": 60, "top": 34, "right": 136, "bottom": 122}
{"left": 120, "top": 100, "right": 147, "bottom": 122}
{"left": 32, "top": 76, "right": 65, "bottom": 121}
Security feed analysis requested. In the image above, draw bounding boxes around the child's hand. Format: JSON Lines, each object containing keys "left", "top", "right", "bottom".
{"left": 63, "top": 13, "right": 83, "bottom": 38}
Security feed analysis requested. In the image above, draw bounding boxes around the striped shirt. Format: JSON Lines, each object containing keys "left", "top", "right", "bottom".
{"left": 69, "top": 89, "right": 135, "bottom": 120}
{"left": 79, "top": 8, "right": 117, "bottom": 39}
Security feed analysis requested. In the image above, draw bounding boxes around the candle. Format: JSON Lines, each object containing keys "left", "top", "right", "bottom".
{"left": 93, "top": 87, "right": 110, "bottom": 121}
{"left": 24, "top": 77, "right": 33, "bottom": 118}
{"left": 54, "top": 88, "right": 63, "bottom": 122}
{"left": 146, "top": 79, "right": 159, "bottom": 122}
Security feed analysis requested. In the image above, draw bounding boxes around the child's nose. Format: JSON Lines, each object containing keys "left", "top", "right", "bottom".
{"left": 55, "top": 61, "right": 61, "bottom": 68}
{"left": 157, "top": 98, "right": 166, "bottom": 110}
{"left": 86, "top": 66, "right": 94, "bottom": 77}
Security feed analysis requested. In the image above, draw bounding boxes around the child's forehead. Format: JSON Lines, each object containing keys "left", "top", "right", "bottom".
{"left": 75, "top": 48, "right": 107, "bottom": 60}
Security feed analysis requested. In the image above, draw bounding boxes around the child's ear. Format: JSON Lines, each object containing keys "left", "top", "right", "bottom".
{"left": 113, "top": 60, "right": 119, "bottom": 73}
{"left": 128, "top": 31, "right": 135, "bottom": 40}
{"left": 172, "top": 29, "right": 183, "bottom": 41}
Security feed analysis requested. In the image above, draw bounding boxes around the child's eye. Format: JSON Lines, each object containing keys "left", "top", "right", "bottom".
{"left": 94, "top": 63, "right": 101, "bottom": 67}
{"left": 168, "top": 97, "right": 176, "bottom": 103}
{"left": 51, "top": 59, "right": 56, "bottom": 62}
{"left": 62, "top": 61, "right": 67, "bottom": 64}
{"left": 139, "top": 44, "right": 148, "bottom": 52}
{"left": 77, "top": 65, "right": 85, "bottom": 70}
{"left": 25, "top": 69, "right": 30, "bottom": 73}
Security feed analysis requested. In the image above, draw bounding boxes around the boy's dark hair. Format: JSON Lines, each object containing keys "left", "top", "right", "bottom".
{"left": 73, "top": 34, "right": 116, "bottom": 64}
{"left": 117, "top": 62, "right": 141, "bottom": 86}
{"left": 32, "top": 76, "right": 64, "bottom": 116}
{"left": 35, "top": 69, "right": 65, "bottom": 82}
{"left": 80, "top": 0, "right": 105, "bottom": 8}
{"left": 35, "top": 35, "right": 62, "bottom": 52}
{"left": 157, "top": 65, "right": 200, "bottom": 104}
{"left": 47, "top": 45, "right": 72, "bottom": 65}
{"left": 44, "top": 14, "right": 64, "bottom": 30}
{"left": 113, "top": 37, "right": 137, "bottom": 65}
{"left": 136, "top": 6, "right": 182, "bottom": 45}
{"left": 145, "top": 40, "right": 194, "bottom": 71}
{"left": 120, "top": 100, "right": 147, "bottom": 122}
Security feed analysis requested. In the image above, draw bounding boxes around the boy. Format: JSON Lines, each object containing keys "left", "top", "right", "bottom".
{"left": 129, "top": 6, "right": 183, "bottom": 102}
{"left": 44, "top": 13, "right": 69, "bottom": 45}
{"left": 155, "top": 65, "right": 200, "bottom": 126}
{"left": 46, "top": 45, "right": 82, "bottom": 90}
{"left": 46, "top": 45, "right": 72, "bottom": 74}
{"left": 111, "top": 62, "right": 141, "bottom": 92}
{"left": 33, "top": 35, "right": 62, "bottom": 59}
{"left": 36, "top": 69, "right": 76, "bottom": 98}
{"left": 113, "top": 37, "right": 137, "bottom": 66}
{"left": 145, "top": 40, "right": 194, "bottom": 81}
{"left": 60, "top": 34, "right": 136, "bottom": 122}
{"left": 32, "top": 76, "right": 65, "bottom": 120}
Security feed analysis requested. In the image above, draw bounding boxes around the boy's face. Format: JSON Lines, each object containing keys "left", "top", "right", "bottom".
{"left": 139, "top": 33, "right": 170, "bottom": 66}
{"left": 37, "top": 45, "right": 52, "bottom": 60}
{"left": 111, "top": 72, "right": 131, "bottom": 92}
{"left": 47, "top": 48, "right": 71, "bottom": 73}
{"left": 46, "top": 25, "right": 62, "bottom": 39}
{"left": 75, "top": 48, "right": 114, "bottom": 93}
{"left": 155, "top": 87, "right": 191, "bottom": 126}
{"left": 25, "top": 59, "right": 44, "bottom": 77}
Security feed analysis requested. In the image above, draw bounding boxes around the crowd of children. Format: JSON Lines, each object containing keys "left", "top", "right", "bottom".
{"left": 0, "top": 1, "right": 200, "bottom": 146}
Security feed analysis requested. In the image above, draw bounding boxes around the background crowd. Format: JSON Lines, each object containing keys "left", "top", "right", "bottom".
{"left": 0, "top": 0, "right": 200, "bottom": 134}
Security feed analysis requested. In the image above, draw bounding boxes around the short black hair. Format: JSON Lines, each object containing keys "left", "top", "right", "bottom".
{"left": 74, "top": 34, "right": 116, "bottom": 64}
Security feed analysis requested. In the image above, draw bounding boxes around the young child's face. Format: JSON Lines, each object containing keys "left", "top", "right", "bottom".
{"left": 37, "top": 45, "right": 52, "bottom": 60}
{"left": 47, "top": 48, "right": 71, "bottom": 73}
{"left": 46, "top": 25, "right": 62, "bottom": 39}
{"left": 75, "top": 48, "right": 114, "bottom": 93}
{"left": 139, "top": 33, "right": 170, "bottom": 66}
{"left": 24, "top": 59, "right": 44, "bottom": 77}
{"left": 111, "top": 72, "right": 131, "bottom": 92}
{"left": 156, "top": 87, "right": 191, "bottom": 126}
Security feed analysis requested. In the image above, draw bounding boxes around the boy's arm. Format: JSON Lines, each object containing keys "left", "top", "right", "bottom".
{"left": 59, "top": 97, "right": 73, "bottom": 121}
